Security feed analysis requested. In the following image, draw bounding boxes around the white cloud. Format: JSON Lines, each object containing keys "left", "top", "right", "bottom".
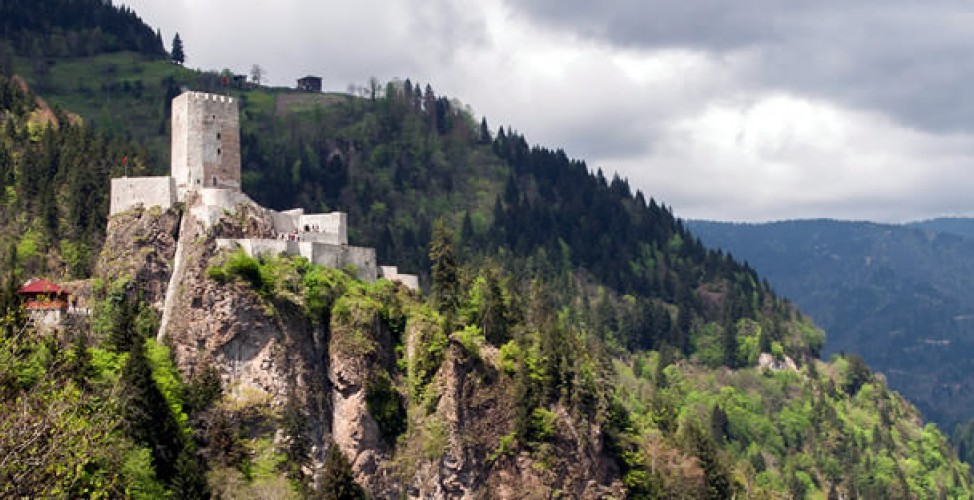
{"left": 121, "top": 0, "right": 974, "bottom": 222}
{"left": 615, "top": 94, "right": 974, "bottom": 222}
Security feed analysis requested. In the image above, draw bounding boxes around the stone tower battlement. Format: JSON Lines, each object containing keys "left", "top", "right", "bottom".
{"left": 171, "top": 91, "right": 241, "bottom": 200}
{"left": 109, "top": 90, "right": 419, "bottom": 291}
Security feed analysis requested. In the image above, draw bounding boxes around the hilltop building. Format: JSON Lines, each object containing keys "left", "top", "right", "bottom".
{"left": 297, "top": 76, "right": 322, "bottom": 92}
{"left": 109, "top": 91, "right": 417, "bottom": 290}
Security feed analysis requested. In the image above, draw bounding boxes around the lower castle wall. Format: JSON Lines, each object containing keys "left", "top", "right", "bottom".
{"left": 307, "top": 244, "right": 377, "bottom": 282}
{"left": 299, "top": 213, "right": 347, "bottom": 244}
{"left": 270, "top": 210, "right": 300, "bottom": 233}
{"left": 110, "top": 176, "right": 176, "bottom": 215}
{"left": 200, "top": 188, "right": 251, "bottom": 211}
{"left": 217, "top": 239, "right": 377, "bottom": 282}
{"left": 269, "top": 210, "right": 347, "bottom": 245}
{"left": 379, "top": 266, "right": 420, "bottom": 291}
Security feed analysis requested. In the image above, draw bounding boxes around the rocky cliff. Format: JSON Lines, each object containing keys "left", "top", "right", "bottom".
{"left": 97, "top": 197, "right": 623, "bottom": 498}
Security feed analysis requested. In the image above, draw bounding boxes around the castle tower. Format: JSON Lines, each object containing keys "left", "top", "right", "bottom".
{"left": 171, "top": 91, "right": 241, "bottom": 200}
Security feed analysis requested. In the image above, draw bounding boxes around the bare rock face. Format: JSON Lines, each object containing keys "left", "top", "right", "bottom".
{"left": 164, "top": 201, "right": 327, "bottom": 417}
{"left": 99, "top": 199, "right": 625, "bottom": 498}
{"left": 329, "top": 350, "right": 384, "bottom": 488}
{"left": 96, "top": 206, "right": 180, "bottom": 307}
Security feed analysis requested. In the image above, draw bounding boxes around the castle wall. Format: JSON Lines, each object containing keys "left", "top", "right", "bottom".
{"left": 200, "top": 188, "right": 251, "bottom": 211}
{"left": 216, "top": 239, "right": 377, "bottom": 282}
{"left": 341, "top": 246, "right": 378, "bottom": 281}
{"left": 172, "top": 92, "right": 241, "bottom": 200}
{"left": 189, "top": 189, "right": 256, "bottom": 228}
{"left": 110, "top": 176, "right": 176, "bottom": 215}
{"left": 305, "top": 243, "right": 377, "bottom": 281}
{"left": 379, "top": 266, "right": 420, "bottom": 291}
{"left": 270, "top": 209, "right": 303, "bottom": 233}
{"left": 299, "top": 213, "right": 347, "bottom": 244}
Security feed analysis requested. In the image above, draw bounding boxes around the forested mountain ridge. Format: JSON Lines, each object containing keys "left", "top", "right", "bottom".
{"left": 690, "top": 219, "right": 974, "bottom": 453}
{"left": 909, "top": 217, "right": 974, "bottom": 240}
{"left": 1, "top": 3, "right": 972, "bottom": 496}
{"left": 0, "top": 0, "right": 165, "bottom": 63}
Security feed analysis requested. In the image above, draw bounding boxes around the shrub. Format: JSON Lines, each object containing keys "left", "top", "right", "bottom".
{"left": 365, "top": 372, "right": 406, "bottom": 442}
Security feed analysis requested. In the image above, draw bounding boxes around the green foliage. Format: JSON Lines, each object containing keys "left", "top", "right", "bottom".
{"left": 454, "top": 324, "right": 484, "bottom": 359}
{"left": 407, "top": 306, "right": 448, "bottom": 399}
{"left": 0, "top": 71, "right": 148, "bottom": 280}
{"left": 0, "top": 0, "right": 166, "bottom": 59}
{"left": 499, "top": 339, "right": 521, "bottom": 375}
{"left": 430, "top": 218, "right": 460, "bottom": 318}
{"left": 145, "top": 339, "right": 189, "bottom": 430}
{"left": 320, "top": 445, "right": 366, "bottom": 499}
{"left": 366, "top": 371, "right": 407, "bottom": 442}
{"left": 691, "top": 218, "right": 974, "bottom": 429}
{"left": 528, "top": 407, "right": 558, "bottom": 442}
{"left": 208, "top": 249, "right": 267, "bottom": 291}
{"left": 183, "top": 363, "right": 222, "bottom": 417}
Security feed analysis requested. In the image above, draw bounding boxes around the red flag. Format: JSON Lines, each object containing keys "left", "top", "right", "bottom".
{"left": 122, "top": 155, "right": 127, "bottom": 164}
{"left": 223, "top": 76, "right": 229, "bottom": 85}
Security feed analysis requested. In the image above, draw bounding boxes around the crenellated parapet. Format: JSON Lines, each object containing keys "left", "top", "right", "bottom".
{"left": 171, "top": 91, "right": 241, "bottom": 200}
{"left": 109, "top": 90, "right": 418, "bottom": 290}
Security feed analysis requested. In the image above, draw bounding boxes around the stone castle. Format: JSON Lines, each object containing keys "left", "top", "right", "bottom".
{"left": 110, "top": 91, "right": 418, "bottom": 290}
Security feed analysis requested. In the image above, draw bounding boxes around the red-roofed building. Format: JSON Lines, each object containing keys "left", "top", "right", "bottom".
{"left": 18, "top": 278, "right": 71, "bottom": 327}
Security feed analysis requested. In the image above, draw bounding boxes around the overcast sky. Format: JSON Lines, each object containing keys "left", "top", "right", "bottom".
{"left": 122, "top": 0, "right": 974, "bottom": 222}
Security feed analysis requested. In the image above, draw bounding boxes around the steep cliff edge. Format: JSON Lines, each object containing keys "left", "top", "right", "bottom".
{"left": 97, "top": 197, "right": 621, "bottom": 498}
{"left": 96, "top": 206, "right": 181, "bottom": 308}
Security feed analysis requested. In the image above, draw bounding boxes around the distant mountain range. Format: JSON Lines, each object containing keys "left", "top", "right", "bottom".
{"left": 909, "top": 217, "right": 974, "bottom": 239}
{"left": 689, "top": 217, "right": 974, "bottom": 430}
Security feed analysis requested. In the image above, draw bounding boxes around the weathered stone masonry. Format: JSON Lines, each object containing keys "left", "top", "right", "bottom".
{"left": 110, "top": 90, "right": 417, "bottom": 289}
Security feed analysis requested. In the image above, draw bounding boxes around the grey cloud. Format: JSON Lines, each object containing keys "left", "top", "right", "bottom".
{"left": 508, "top": 0, "right": 786, "bottom": 50}
{"left": 508, "top": 1, "right": 974, "bottom": 133}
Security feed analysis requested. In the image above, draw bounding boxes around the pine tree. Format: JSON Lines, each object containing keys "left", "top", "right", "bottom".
{"left": 170, "top": 448, "right": 210, "bottom": 499}
{"left": 66, "top": 328, "right": 94, "bottom": 389}
{"left": 710, "top": 404, "right": 730, "bottom": 443}
{"left": 119, "top": 339, "right": 185, "bottom": 484}
{"left": 171, "top": 33, "right": 185, "bottom": 65}
{"left": 479, "top": 117, "right": 491, "bottom": 143}
{"left": 320, "top": 445, "right": 366, "bottom": 499}
{"left": 722, "top": 319, "right": 738, "bottom": 368}
{"left": 107, "top": 296, "right": 138, "bottom": 353}
{"left": 681, "top": 422, "right": 734, "bottom": 500}
{"left": 281, "top": 390, "right": 310, "bottom": 479}
{"left": 429, "top": 218, "right": 459, "bottom": 318}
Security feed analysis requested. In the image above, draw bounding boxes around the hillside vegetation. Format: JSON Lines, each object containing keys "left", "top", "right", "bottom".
{"left": 1, "top": 4, "right": 972, "bottom": 496}
{"left": 690, "top": 219, "right": 974, "bottom": 441}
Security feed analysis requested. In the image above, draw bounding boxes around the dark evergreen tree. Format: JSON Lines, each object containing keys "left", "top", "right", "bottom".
{"left": 170, "top": 448, "right": 210, "bottom": 499}
{"left": 66, "top": 328, "right": 94, "bottom": 389}
{"left": 429, "top": 219, "right": 459, "bottom": 318}
{"left": 682, "top": 422, "right": 734, "bottom": 500}
{"left": 479, "top": 117, "right": 491, "bottom": 143}
{"left": 119, "top": 339, "right": 185, "bottom": 484}
{"left": 722, "top": 320, "right": 738, "bottom": 368}
{"left": 320, "top": 445, "right": 366, "bottom": 500}
{"left": 711, "top": 404, "right": 730, "bottom": 443}
{"left": 171, "top": 33, "right": 185, "bottom": 65}
{"left": 184, "top": 363, "right": 223, "bottom": 416}
{"left": 281, "top": 390, "right": 310, "bottom": 479}
{"left": 107, "top": 297, "right": 139, "bottom": 353}
{"left": 843, "top": 354, "right": 872, "bottom": 396}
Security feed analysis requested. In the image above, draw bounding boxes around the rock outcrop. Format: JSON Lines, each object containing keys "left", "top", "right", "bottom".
{"left": 98, "top": 198, "right": 623, "bottom": 498}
